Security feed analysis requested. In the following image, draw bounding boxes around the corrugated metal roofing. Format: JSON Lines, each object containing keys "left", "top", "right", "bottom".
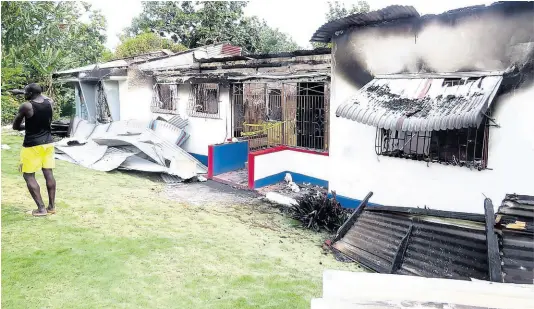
{"left": 332, "top": 207, "right": 489, "bottom": 280}
{"left": 336, "top": 74, "right": 503, "bottom": 131}
{"left": 311, "top": 5, "right": 419, "bottom": 43}
{"left": 495, "top": 194, "right": 534, "bottom": 284}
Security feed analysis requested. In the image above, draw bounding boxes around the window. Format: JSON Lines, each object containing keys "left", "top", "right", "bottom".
{"left": 268, "top": 88, "right": 282, "bottom": 121}
{"left": 152, "top": 84, "right": 178, "bottom": 114}
{"left": 375, "top": 120, "right": 489, "bottom": 170}
{"left": 96, "top": 82, "right": 112, "bottom": 123}
{"left": 296, "top": 82, "right": 326, "bottom": 151}
{"left": 188, "top": 83, "right": 220, "bottom": 118}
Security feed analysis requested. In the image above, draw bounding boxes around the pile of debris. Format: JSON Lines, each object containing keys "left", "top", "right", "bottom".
{"left": 327, "top": 192, "right": 534, "bottom": 284}
{"left": 54, "top": 115, "right": 207, "bottom": 182}
{"left": 495, "top": 194, "right": 534, "bottom": 284}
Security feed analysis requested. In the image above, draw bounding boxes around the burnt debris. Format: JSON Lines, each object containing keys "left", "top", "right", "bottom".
{"left": 495, "top": 194, "right": 534, "bottom": 284}
{"left": 286, "top": 191, "right": 351, "bottom": 233}
{"left": 329, "top": 192, "right": 534, "bottom": 284}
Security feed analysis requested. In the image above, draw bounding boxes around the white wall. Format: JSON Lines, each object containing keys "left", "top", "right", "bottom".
{"left": 176, "top": 84, "right": 233, "bottom": 156}
{"left": 329, "top": 73, "right": 534, "bottom": 213}
{"left": 254, "top": 150, "right": 329, "bottom": 182}
{"left": 119, "top": 68, "right": 153, "bottom": 121}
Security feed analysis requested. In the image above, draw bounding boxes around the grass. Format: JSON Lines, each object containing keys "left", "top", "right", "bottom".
{"left": 1, "top": 131, "right": 360, "bottom": 309}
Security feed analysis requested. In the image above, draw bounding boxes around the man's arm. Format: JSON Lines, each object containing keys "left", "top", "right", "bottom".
{"left": 12, "top": 103, "right": 32, "bottom": 131}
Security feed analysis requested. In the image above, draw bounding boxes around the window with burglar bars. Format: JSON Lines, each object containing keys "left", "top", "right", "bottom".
{"left": 188, "top": 83, "right": 220, "bottom": 118}
{"left": 231, "top": 82, "right": 329, "bottom": 152}
{"left": 375, "top": 118, "right": 489, "bottom": 170}
{"left": 152, "top": 84, "right": 178, "bottom": 114}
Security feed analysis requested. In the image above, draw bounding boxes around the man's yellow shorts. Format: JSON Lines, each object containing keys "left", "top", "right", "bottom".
{"left": 19, "top": 144, "right": 55, "bottom": 173}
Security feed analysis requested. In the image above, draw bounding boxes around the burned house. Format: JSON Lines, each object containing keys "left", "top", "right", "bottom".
{"left": 309, "top": 2, "right": 534, "bottom": 212}
{"left": 53, "top": 43, "right": 242, "bottom": 165}
{"left": 142, "top": 49, "right": 332, "bottom": 188}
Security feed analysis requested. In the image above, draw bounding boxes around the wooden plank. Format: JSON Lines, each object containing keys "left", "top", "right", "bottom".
{"left": 484, "top": 198, "right": 504, "bottom": 282}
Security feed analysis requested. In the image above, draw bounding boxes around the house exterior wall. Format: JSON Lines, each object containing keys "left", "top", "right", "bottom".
{"left": 120, "top": 68, "right": 154, "bottom": 121}
{"left": 177, "top": 84, "right": 233, "bottom": 159}
{"left": 329, "top": 9, "right": 534, "bottom": 212}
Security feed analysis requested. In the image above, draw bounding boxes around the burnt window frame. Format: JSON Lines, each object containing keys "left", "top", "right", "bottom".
{"left": 151, "top": 83, "right": 179, "bottom": 114}
{"left": 374, "top": 116, "right": 490, "bottom": 170}
{"left": 188, "top": 83, "right": 220, "bottom": 119}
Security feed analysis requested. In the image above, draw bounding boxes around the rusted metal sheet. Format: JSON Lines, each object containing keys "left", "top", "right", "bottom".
{"left": 310, "top": 5, "right": 419, "bottom": 43}
{"left": 496, "top": 194, "right": 534, "bottom": 284}
{"left": 336, "top": 74, "right": 503, "bottom": 131}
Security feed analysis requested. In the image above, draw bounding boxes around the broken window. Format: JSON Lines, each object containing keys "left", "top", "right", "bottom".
{"left": 375, "top": 118, "right": 489, "bottom": 170}
{"left": 96, "top": 82, "right": 112, "bottom": 123}
{"left": 188, "top": 83, "right": 219, "bottom": 118}
{"left": 152, "top": 84, "right": 178, "bottom": 114}
{"left": 75, "top": 83, "right": 89, "bottom": 121}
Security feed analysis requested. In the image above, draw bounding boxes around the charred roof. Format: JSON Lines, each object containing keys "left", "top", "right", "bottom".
{"left": 197, "top": 48, "right": 331, "bottom": 64}
{"left": 311, "top": 1, "right": 534, "bottom": 43}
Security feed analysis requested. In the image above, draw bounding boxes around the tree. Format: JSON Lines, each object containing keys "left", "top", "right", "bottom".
{"left": 114, "top": 32, "right": 188, "bottom": 59}
{"left": 326, "top": 0, "right": 370, "bottom": 22}
{"left": 125, "top": 1, "right": 301, "bottom": 54}
{"left": 1, "top": 1, "right": 109, "bottom": 123}
{"left": 312, "top": 0, "right": 370, "bottom": 48}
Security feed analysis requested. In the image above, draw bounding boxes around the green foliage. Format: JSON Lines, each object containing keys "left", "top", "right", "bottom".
{"left": 1, "top": 1, "right": 108, "bottom": 123}
{"left": 114, "top": 32, "right": 187, "bottom": 59}
{"left": 125, "top": 1, "right": 301, "bottom": 54}
{"left": 1, "top": 95, "right": 22, "bottom": 124}
{"left": 312, "top": 0, "right": 370, "bottom": 49}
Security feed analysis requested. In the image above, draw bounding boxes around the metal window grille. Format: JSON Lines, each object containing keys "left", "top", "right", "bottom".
{"left": 231, "top": 82, "right": 329, "bottom": 152}
{"left": 96, "top": 82, "right": 112, "bottom": 123}
{"left": 375, "top": 117, "right": 489, "bottom": 170}
{"left": 152, "top": 84, "right": 179, "bottom": 114}
{"left": 188, "top": 83, "right": 220, "bottom": 118}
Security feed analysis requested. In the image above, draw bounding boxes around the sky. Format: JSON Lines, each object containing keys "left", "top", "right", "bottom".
{"left": 89, "top": 0, "right": 495, "bottom": 51}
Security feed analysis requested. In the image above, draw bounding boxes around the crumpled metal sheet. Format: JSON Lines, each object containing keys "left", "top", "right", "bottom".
{"left": 55, "top": 117, "right": 207, "bottom": 179}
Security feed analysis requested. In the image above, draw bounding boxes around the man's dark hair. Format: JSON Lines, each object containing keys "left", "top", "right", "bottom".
{"left": 25, "top": 83, "right": 42, "bottom": 95}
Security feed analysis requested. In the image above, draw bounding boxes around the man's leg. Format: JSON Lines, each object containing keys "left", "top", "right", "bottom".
{"left": 23, "top": 173, "right": 47, "bottom": 216}
{"left": 42, "top": 168, "right": 56, "bottom": 213}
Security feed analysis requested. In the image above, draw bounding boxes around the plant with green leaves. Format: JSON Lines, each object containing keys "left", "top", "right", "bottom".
{"left": 1, "top": 1, "right": 110, "bottom": 123}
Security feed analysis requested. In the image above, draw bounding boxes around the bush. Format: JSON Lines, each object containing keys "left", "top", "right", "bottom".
{"left": 1, "top": 94, "right": 22, "bottom": 125}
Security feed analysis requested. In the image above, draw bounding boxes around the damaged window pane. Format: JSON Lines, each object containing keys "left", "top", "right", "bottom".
{"left": 188, "top": 84, "right": 219, "bottom": 118}
{"left": 375, "top": 118, "right": 489, "bottom": 170}
{"left": 96, "top": 82, "right": 112, "bottom": 123}
{"left": 152, "top": 83, "right": 178, "bottom": 114}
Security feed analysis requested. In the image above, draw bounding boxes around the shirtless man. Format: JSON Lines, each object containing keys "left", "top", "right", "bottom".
{"left": 12, "top": 83, "right": 57, "bottom": 216}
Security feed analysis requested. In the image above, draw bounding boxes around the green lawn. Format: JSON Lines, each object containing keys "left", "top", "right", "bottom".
{"left": 1, "top": 131, "right": 359, "bottom": 309}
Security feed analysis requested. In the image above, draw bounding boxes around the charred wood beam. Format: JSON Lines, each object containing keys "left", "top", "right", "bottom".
{"left": 367, "top": 205, "right": 486, "bottom": 223}
{"left": 334, "top": 191, "right": 373, "bottom": 242}
{"left": 484, "top": 198, "right": 504, "bottom": 283}
{"left": 390, "top": 224, "right": 414, "bottom": 273}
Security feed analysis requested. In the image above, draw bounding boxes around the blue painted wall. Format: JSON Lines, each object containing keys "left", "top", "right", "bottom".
{"left": 254, "top": 171, "right": 329, "bottom": 189}
{"left": 212, "top": 141, "right": 249, "bottom": 176}
{"left": 327, "top": 193, "right": 381, "bottom": 209}
{"left": 189, "top": 153, "right": 209, "bottom": 166}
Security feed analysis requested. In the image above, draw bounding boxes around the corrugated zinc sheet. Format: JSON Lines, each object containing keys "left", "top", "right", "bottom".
{"left": 167, "top": 115, "right": 189, "bottom": 130}
{"left": 496, "top": 194, "right": 534, "bottom": 284}
{"left": 311, "top": 5, "right": 419, "bottom": 43}
{"left": 336, "top": 74, "right": 503, "bottom": 131}
{"left": 332, "top": 208, "right": 489, "bottom": 280}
